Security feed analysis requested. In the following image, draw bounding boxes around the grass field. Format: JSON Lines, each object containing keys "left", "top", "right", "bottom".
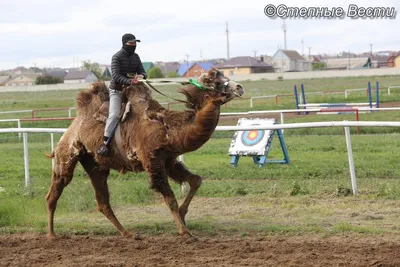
{"left": 1, "top": 75, "right": 400, "bottom": 237}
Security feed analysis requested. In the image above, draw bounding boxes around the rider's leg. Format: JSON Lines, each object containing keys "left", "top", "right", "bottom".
{"left": 97, "top": 89, "right": 122, "bottom": 156}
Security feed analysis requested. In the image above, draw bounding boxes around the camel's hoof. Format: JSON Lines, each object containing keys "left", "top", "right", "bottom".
{"left": 181, "top": 234, "right": 198, "bottom": 244}
{"left": 122, "top": 231, "right": 133, "bottom": 238}
{"left": 47, "top": 233, "right": 57, "bottom": 240}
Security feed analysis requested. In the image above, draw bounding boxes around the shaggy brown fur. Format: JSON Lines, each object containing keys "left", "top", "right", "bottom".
{"left": 45, "top": 68, "right": 244, "bottom": 241}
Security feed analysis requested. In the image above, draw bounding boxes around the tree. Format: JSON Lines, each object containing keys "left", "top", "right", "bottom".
{"left": 167, "top": 71, "right": 179, "bottom": 78}
{"left": 312, "top": 62, "right": 326, "bottom": 70}
{"left": 35, "top": 75, "right": 63, "bottom": 85}
{"left": 82, "top": 60, "right": 102, "bottom": 79}
{"left": 147, "top": 67, "right": 165, "bottom": 79}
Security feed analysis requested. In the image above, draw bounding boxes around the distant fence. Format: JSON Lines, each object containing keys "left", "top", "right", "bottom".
{"left": 2, "top": 68, "right": 400, "bottom": 92}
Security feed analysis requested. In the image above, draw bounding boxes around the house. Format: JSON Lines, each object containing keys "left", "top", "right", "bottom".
{"left": 142, "top": 62, "right": 154, "bottom": 73}
{"left": 5, "top": 74, "right": 42, "bottom": 86}
{"left": 47, "top": 70, "right": 67, "bottom": 79}
{"left": 154, "top": 61, "right": 180, "bottom": 76}
{"left": 0, "top": 75, "right": 11, "bottom": 86}
{"left": 322, "top": 57, "right": 371, "bottom": 70}
{"left": 387, "top": 54, "right": 400, "bottom": 68}
{"left": 255, "top": 55, "right": 272, "bottom": 65}
{"left": 63, "top": 70, "right": 98, "bottom": 84}
{"left": 271, "top": 50, "right": 310, "bottom": 72}
{"left": 177, "top": 62, "right": 195, "bottom": 77}
{"left": 215, "top": 56, "right": 274, "bottom": 76}
{"left": 371, "top": 55, "right": 391, "bottom": 68}
{"left": 101, "top": 66, "right": 112, "bottom": 80}
{"left": 183, "top": 62, "right": 215, "bottom": 78}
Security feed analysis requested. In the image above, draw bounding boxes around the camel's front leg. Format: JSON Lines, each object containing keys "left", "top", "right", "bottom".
{"left": 166, "top": 159, "right": 202, "bottom": 224}
{"left": 147, "top": 157, "right": 193, "bottom": 240}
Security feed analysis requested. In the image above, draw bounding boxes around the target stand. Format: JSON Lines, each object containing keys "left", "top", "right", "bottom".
{"left": 228, "top": 118, "right": 290, "bottom": 168}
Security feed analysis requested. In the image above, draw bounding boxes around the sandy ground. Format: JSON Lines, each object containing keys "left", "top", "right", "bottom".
{"left": 1, "top": 232, "right": 400, "bottom": 267}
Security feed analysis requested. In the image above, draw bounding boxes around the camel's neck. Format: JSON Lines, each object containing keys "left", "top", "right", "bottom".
{"left": 181, "top": 101, "right": 221, "bottom": 153}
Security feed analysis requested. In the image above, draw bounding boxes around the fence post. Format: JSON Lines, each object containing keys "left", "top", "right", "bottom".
{"left": 23, "top": 132, "right": 30, "bottom": 187}
{"left": 344, "top": 126, "right": 357, "bottom": 196}
{"left": 376, "top": 81, "right": 379, "bottom": 109}
{"left": 250, "top": 97, "right": 253, "bottom": 108}
{"left": 294, "top": 85, "right": 300, "bottom": 114}
{"left": 178, "top": 155, "right": 189, "bottom": 197}
{"left": 368, "top": 82, "right": 372, "bottom": 109}
{"left": 301, "top": 84, "right": 308, "bottom": 115}
{"left": 17, "top": 119, "right": 21, "bottom": 140}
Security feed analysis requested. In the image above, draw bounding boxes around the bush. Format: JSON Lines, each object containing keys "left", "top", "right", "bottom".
{"left": 167, "top": 71, "right": 179, "bottom": 78}
{"left": 35, "top": 75, "right": 63, "bottom": 85}
{"left": 148, "top": 67, "right": 165, "bottom": 79}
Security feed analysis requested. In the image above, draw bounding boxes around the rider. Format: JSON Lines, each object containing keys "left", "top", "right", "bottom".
{"left": 97, "top": 33, "right": 147, "bottom": 156}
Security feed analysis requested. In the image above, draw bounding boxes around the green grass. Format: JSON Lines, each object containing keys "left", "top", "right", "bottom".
{"left": 1, "top": 75, "right": 400, "bottom": 237}
{"left": 1, "top": 134, "right": 400, "bottom": 235}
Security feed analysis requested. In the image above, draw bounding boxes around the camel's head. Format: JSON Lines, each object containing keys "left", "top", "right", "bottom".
{"left": 199, "top": 68, "right": 244, "bottom": 100}
{"left": 179, "top": 67, "right": 245, "bottom": 110}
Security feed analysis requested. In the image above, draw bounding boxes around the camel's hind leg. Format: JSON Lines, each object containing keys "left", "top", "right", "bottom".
{"left": 166, "top": 159, "right": 202, "bottom": 224}
{"left": 79, "top": 152, "right": 132, "bottom": 238}
{"left": 146, "top": 156, "right": 193, "bottom": 240}
{"left": 45, "top": 150, "right": 79, "bottom": 239}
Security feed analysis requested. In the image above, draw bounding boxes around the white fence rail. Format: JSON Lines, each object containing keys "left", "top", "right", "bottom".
{"left": 2, "top": 121, "right": 400, "bottom": 195}
{"left": 388, "top": 86, "right": 400, "bottom": 95}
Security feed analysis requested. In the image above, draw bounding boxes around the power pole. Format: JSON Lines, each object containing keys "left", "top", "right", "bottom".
{"left": 184, "top": 54, "right": 190, "bottom": 77}
{"left": 301, "top": 38, "right": 304, "bottom": 56}
{"left": 369, "top": 43, "right": 373, "bottom": 56}
{"left": 348, "top": 49, "right": 350, "bottom": 69}
{"left": 253, "top": 50, "right": 257, "bottom": 57}
{"left": 308, "top": 47, "right": 312, "bottom": 71}
{"left": 282, "top": 20, "right": 287, "bottom": 50}
{"left": 226, "top": 21, "right": 230, "bottom": 60}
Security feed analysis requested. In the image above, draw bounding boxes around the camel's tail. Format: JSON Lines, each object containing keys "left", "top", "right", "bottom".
{"left": 44, "top": 150, "right": 55, "bottom": 159}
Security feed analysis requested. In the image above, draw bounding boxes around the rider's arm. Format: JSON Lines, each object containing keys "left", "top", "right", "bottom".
{"left": 111, "top": 54, "right": 132, "bottom": 86}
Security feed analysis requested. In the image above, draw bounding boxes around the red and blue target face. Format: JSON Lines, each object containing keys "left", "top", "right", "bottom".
{"left": 241, "top": 130, "right": 265, "bottom": 146}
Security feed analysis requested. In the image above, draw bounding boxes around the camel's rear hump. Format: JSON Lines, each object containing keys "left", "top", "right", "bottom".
{"left": 75, "top": 82, "right": 109, "bottom": 116}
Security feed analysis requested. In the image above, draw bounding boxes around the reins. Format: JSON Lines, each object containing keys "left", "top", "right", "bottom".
{"left": 136, "top": 79, "right": 230, "bottom": 105}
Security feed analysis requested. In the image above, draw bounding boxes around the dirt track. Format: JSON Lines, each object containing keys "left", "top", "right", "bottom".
{"left": 1, "top": 233, "right": 399, "bottom": 267}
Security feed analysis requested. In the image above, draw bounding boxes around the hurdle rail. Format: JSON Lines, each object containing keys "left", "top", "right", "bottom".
{"left": 295, "top": 81, "right": 380, "bottom": 112}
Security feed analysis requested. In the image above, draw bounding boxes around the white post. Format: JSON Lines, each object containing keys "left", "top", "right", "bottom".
{"left": 17, "top": 119, "right": 21, "bottom": 140}
{"left": 51, "top": 133, "right": 54, "bottom": 170}
{"left": 23, "top": 132, "right": 30, "bottom": 187}
{"left": 345, "top": 90, "right": 348, "bottom": 99}
{"left": 388, "top": 87, "right": 391, "bottom": 96}
{"left": 280, "top": 112, "right": 284, "bottom": 134}
{"left": 250, "top": 97, "right": 253, "bottom": 108}
{"left": 344, "top": 126, "right": 357, "bottom": 196}
{"left": 68, "top": 108, "right": 72, "bottom": 118}
{"left": 178, "top": 155, "right": 189, "bottom": 197}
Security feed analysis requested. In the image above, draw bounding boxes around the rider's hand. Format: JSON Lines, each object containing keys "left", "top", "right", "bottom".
{"left": 131, "top": 74, "right": 144, "bottom": 85}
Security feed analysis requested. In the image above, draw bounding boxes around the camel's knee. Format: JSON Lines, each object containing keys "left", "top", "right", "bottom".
{"left": 150, "top": 177, "right": 172, "bottom": 196}
{"left": 189, "top": 175, "right": 202, "bottom": 189}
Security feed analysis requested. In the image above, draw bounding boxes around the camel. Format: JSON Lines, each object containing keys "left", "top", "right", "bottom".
{"left": 45, "top": 68, "right": 244, "bottom": 241}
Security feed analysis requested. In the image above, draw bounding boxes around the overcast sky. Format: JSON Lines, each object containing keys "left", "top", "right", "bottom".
{"left": 0, "top": 0, "right": 399, "bottom": 70}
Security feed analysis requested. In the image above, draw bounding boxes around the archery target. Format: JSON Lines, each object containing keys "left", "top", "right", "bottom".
{"left": 241, "top": 129, "right": 265, "bottom": 146}
{"left": 228, "top": 118, "right": 276, "bottom": 156}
